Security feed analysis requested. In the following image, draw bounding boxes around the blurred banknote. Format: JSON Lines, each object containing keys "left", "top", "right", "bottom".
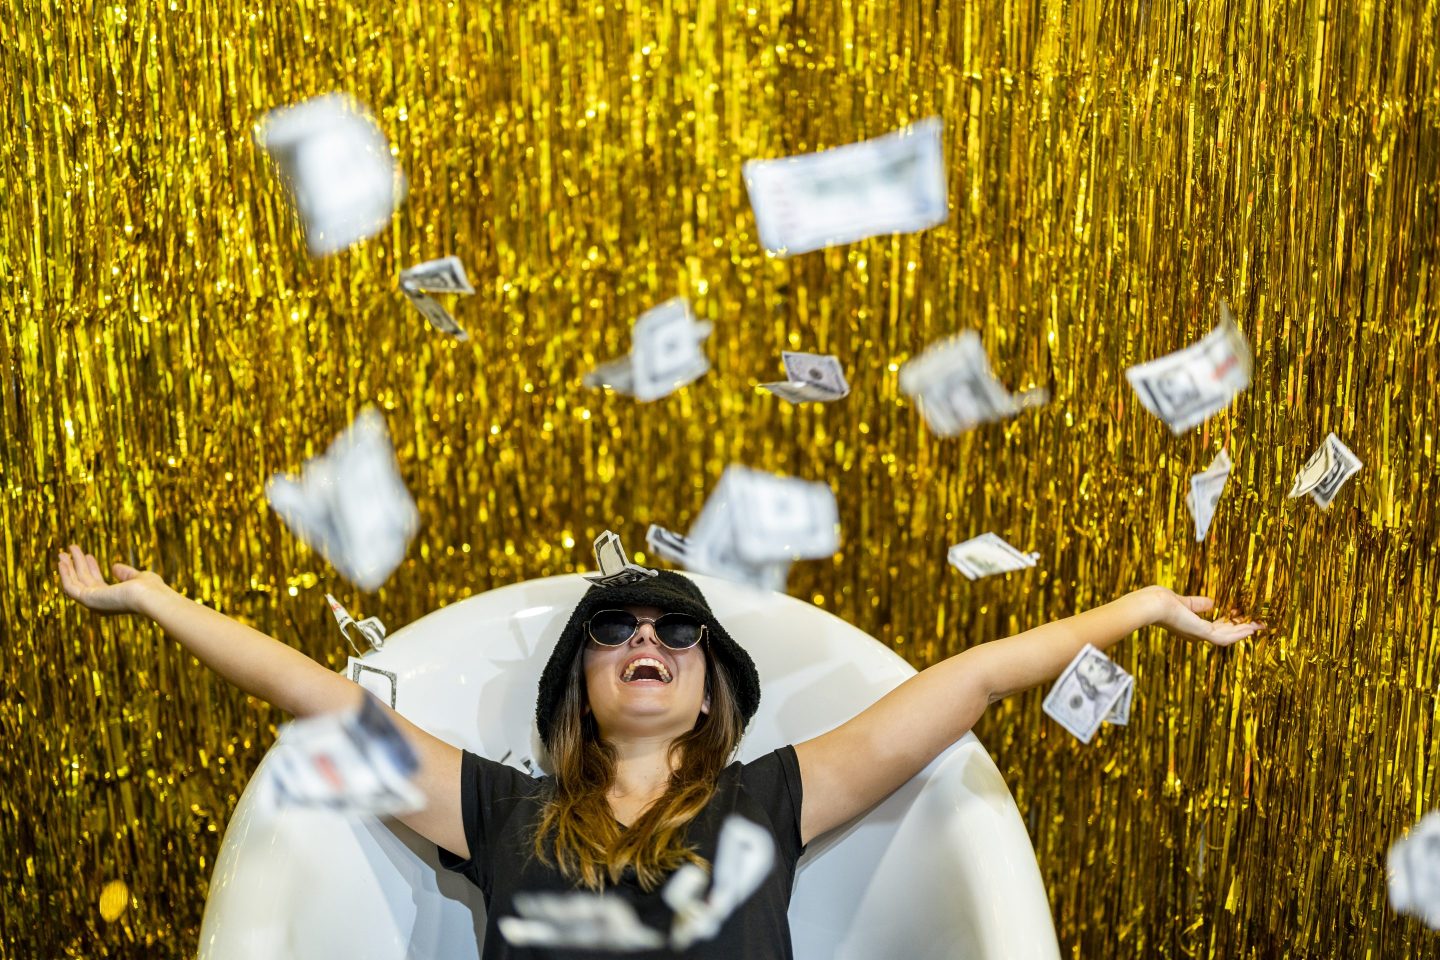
{"left": 1104, "top": 679, "right": 1133, "bottom": 726}
{"left": 1287, "top": 432, "right": 1362, "bottom": 508}
{"left": 400, "top": 255, "right": 475, "bottom": 295}
{"left": 1389, "top": 812, "right": 1440, "bottom": 930}
{"left": 1186, "top": 448, "right": 1233, "bottom": 542}
{"left": 255, "top": 93, "right": 406, "bottom": 257}
{"left": 266, "top": 407, "right": 419, "bottom": 591}
{"left": 582, "top": 529, "right": 659, "bottom": 588}
{"left": 325, "top": 593, "right": 388, "bottom": 652}
{"left": 744, "top": 117, "right": 947, "bottom": 256}
{"left": 645, "top": 524, "right": 693, "bottom": 568}
{"left": 946, "top": 533, "right": 1040, "bottom": 580}
{"left": 399, "top": 255, "right": 474, "bottom": 340}
{"left": 583, "top": 299, "right": 713, "bottom": 402}
{"left": 899, "top": 331, "right": 1047, "bottom": 436}
{"left": 500, "top": 893, "right": 665, "bottom": 951}
{"left": 263, "top": 694, "right": 422, "bottom": 816}
{"left": 675, "top": 466, "right": 839, "bottom": 591}
{"left": 722, "top": 466, "right": 840, "bottom": 563}
{"left": 665, "top": 816, "right": 776, "bottom": 949}
{"left": 759, "top": 351, "right": 851, "bottom": 404}
{"left": 1042, "top": 644, "right": 1134, "bottom": 744}
{"left": 1125, "top": 301, "right": 1252, "bottom": 434}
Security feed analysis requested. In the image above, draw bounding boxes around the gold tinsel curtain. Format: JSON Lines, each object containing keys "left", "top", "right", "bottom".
{"left": 3, "top": 0, "right": 1438, "bottom": 955}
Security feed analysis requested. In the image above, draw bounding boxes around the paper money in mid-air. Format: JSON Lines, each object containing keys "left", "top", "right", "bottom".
{"left": 255, "top": 93, "right": 407, "bottom": 257}
{"left": 743, "top": 117, "right": 948, "bottom": 256}
{"left": 583, "top": 298, "right": 713, "bottom": 402}
{"left": 759, "top": 351, "right": 851, "bottom": 404}
{"left": 899, "top": 331, "right": 1048, "bottom": 436}
{"left": 399, "top": 255, "right": 474, "bottom": 340}
{"left": 1287, "top": 432, "right": 1362, "bottom": 508}
{"left": 645, "top": 524, "right": 693, "bottom": 568}
{"left": 1125, "top": 300, "right": 1252, "bottom": 434}
{"left": 681, "top": 485, "right": 793, "bottom": 593}
{"left": 262, "top": 694, "right": 422, "bottom": 816}
{"left": 1042, "top": 644, "right": 1135, "bottom": 744}
{"left": 266, "top": 406, "right": 420, "bottom": 591}
{"left": 671, "top": 466, "right": 839, "bottom": 591}
{"left": 499, "top": 892, "right": 665, "bottom": 951}
{"left": 946, "top": 533, "right": 1040, "bottom": 581}
{"left": 325, "top": 593, "right": 388, "bottom": 652}
{"left": 1104, "top": 679, "right": 1133, "bottom": 726}
{"left": 1187, "top": 448, "right": 1234, "bottom": 542}
{"left": 665, "top": 816, "right": 777, "bottom": 949}
{"left": 582, "top": 529, "right": 659, "bottom": 588}
{"left": 400, "top": 255, "right": 475, "bottom": 294}
{"left": 724, "top": 466, "right": 840, "bottom": 563}
{"left": 1388, "top": 812, "right": 1440, "bottom": 930}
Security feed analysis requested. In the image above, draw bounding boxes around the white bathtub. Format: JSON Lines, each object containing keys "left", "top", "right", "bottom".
{"left": 199, "top": 573, "right": 1060, "bottom": 959}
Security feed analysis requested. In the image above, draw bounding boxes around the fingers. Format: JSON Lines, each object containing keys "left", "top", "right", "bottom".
{"left": 57, "top": 552, "right": 80, "bottom": 597}
{"left": 112, "top": 562, "right": 138, "bottom": 581}
{"left": 66, "top": 545, "right": 97, "bottom": 587}
{"left": 83, "top": 549, "right": 105, "bottom": 583}
{"left": 1208, "top": 620, "right": 1265, "bottom": 647}
{"left": 1181, "top": 595, "right": 1216, "bottom": 614}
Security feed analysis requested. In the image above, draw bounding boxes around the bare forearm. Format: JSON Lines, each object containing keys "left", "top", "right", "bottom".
{"left": 967, "top": 588, "right": 1164, "bottom": 702}
{"left": 139, "top": 583, "right": 358, "bottom": 718}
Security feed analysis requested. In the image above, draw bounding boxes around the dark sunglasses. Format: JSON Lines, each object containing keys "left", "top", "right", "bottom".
{"left": 586, "top": 609, "right": 708, "bottom": 650}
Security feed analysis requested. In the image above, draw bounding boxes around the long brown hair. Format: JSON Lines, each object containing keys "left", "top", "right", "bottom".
{"left": 533, "top": 643, "right": 745, "bottom": 891}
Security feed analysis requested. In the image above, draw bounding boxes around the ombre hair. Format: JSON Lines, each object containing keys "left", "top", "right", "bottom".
{"left": 532, "top": 642, "right": 745, "bottom": 891}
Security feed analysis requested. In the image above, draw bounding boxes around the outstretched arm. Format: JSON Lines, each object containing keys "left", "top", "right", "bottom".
{"left": 792, "top": 586, "right": 1262, "bottom": 846}
{"left": 57, "top": 544, "right": 469, "bottom": 858}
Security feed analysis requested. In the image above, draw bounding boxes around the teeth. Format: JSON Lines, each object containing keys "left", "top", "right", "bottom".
{"left": 622, "top": 657, "right": 672, "bottom": 683}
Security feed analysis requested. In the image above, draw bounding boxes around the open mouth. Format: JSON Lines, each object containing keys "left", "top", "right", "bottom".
{"left": 621, "top": 657, "right": 673, "bottom": 684}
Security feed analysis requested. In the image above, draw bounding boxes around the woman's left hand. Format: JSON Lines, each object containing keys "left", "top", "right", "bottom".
{"left": 1140, "top": 585, "right": 1264, "bottom": 647}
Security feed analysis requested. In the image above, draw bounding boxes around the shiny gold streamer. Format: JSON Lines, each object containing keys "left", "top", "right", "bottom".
{"left": 3, "top": 0, "right": 1438, "bottom": 956}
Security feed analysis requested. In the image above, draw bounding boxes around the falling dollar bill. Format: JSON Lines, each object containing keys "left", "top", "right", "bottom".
{"left": 499, "top": 815, "right": 775, "bottom": 951}
{"left": 399, "top": 255, "right": 474, "bottom": 294}
{"left": 946, "top": 533, "right": 1040, "bottom": 580}
{"left": 266, "top": 407, "right": 420, "bottom": 591}
{"left": 759, "top": 351, "right": 851, "bottom": 404}
{"left": 899, "top": 331, "right": 1047, "bottom": 436}
{"left": 1124, "top": 300, "right": 1253, "bottom": 434}
{"left": 724, "top": 466, "right": 840, "bottom": 563}
{"left": 262, "top": 694, "right": 423, "bottom": 816}
{"left": 645, "top": 524, "right": 693, "bottom": 567}
{"left": 1104, "top": 680, "right": 1133, "bottom": 726}
{"left": 673, "top": 466, "right": 839, "bottom": 591}
{"left": 743, "top": 117, "right": 948, "bottom": 256}
{"left": 499, "top": 893, "right": 666, "bottom": 951}
{"left": 583, "top": 298, "right": 713, "bottom": 402}
{"left": 1186, "top": 448, "right": 1234, "bottom": 542}
{"left": 582, "top": 529, "right": 659, "bottom": 588}
{"left": 1042, "top": 644, "right": 1134, "bottom": 744}
{"left": 665, "top": 816, "right": 777, "bottom": 949}
{"left": 255, "top": 93, "right": 406, "bottom": 257}
{"left": 1287, "top": 432, "right": 1363, "bottom": 508}
{"left": 325, "top": 593, "right": 388, "bottom": 653}
{"left": 1389, "top": 812, "right": 1440, "bottom": 930}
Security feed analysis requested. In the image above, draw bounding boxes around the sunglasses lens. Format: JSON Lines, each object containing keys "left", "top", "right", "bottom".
{"left": 656, "top": 614, "right": 704, "bottom": 649}
{"left": 589, "top": 610, "right": 638, "bottom": 646}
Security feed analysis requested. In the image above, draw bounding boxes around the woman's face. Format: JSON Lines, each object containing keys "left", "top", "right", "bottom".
{"left": 581, "top": 604, "right": 710, "bottom": 740}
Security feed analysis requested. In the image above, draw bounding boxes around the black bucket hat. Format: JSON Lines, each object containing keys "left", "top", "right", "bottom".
{"left": 535, "top": 571, "right": 761, "bottom": 750}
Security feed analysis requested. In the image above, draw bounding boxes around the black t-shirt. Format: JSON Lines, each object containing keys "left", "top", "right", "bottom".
{"left": 438, "top": 746, "right": 808, "bottom": 960}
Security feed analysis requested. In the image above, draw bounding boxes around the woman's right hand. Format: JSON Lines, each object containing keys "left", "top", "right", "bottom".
{"left": 57, "top": 544, "right": 167, "bottom": 617}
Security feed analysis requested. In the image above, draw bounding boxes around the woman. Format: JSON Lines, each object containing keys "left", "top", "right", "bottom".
{"left": 56, "top": 544, "right": 1261, "bottom": 958}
